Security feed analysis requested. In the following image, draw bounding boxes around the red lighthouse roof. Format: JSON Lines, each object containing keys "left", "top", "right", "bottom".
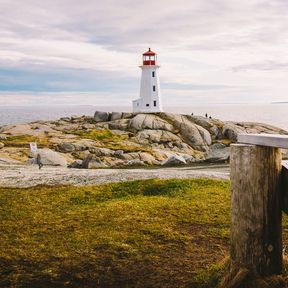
{"left": 142, "top": 48, "right": 157, "bottom": 65}
{"left": 143, "top": 48, "right": 156, "bottom": 56}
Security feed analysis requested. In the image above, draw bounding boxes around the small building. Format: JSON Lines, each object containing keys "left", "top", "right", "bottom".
{"left": 133, "top": 48, "right": 163, "bottom": 112}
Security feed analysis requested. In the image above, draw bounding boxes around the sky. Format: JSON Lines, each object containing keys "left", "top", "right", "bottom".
{"left": 0, "top": 0, "right": 288, "bottom": 107}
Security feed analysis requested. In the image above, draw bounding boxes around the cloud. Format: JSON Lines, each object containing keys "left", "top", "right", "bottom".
{"left": 0, "top": 0, "right": 288, "bottom": 104}
{"left": 231, "top": 61, "right": 288, "bottom": 72}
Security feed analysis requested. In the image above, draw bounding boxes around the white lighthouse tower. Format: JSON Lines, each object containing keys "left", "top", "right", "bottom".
{"left": 133, "top": 48, "right": 163, "bottom": 112}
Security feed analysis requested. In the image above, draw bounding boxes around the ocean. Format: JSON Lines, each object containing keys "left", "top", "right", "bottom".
{"left": 0, "top": 104, "right": 287, "bottom": 131}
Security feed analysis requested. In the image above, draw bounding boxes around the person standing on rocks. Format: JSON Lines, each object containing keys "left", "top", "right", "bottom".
{"left": 36, "top": 153, "right": 43, "bottom": 170}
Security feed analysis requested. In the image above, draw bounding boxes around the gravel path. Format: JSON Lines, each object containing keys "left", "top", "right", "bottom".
{"left": 0, "top": 164, "right": 230, "bottom": 187}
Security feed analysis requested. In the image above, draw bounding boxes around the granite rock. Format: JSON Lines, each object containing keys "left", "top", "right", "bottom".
{"left": 94, "top": 111, "right": 110, "bottom": 123}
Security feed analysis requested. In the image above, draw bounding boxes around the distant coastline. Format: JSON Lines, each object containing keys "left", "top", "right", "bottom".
{"left": 1, "top": 103, "right": 288, "bottom": 131}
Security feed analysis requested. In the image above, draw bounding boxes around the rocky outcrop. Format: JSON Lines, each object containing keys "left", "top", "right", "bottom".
{"left": 162, "top": 155, "right": 186, "bottom": 166}
{"left": 205, "top": 143, "right": 230, "bottom": 162}
{"left": 38, "top": 149, "right": 67, "bottom": 166}
{"left": 58, "top": 142, "right": 75, "bottom": 153}
{"left": 68, "top": 159, "right": 83, "bottom": 168}
{"left": 108, "top": 119, "right": 130, "bottom": 130}
{"left": 162, "top": 114, "right": 212, "bottom": 151}
{"left": 136, "top": 129, "right": 181, "bottom": 145}
{"left": 0, "top": 110, "right": 287, "bottom": 168}
{"left": 223, "top": 123, "right": 244, "bottom": 141}
{"left": 128, "top": 114, "right": 175, "bottom": 132}
{"left": 94, "top": 111, "right": 110, "bottom": 122}
{"left": 110, "top": 112, "right": 123, "bottom": 121}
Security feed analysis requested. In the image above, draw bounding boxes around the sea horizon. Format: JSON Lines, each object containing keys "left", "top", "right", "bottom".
{"left": 0, "top": 103, "right": 288, "bottom": 131}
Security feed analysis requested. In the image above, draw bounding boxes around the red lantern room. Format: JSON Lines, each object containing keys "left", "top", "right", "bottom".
{"left": 142, "top": 48, "right": 157, "bottom": 65}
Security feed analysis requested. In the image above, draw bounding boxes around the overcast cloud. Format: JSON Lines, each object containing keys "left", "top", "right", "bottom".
{"left": 0, "top": 0, "right": 288, "bottom": 106}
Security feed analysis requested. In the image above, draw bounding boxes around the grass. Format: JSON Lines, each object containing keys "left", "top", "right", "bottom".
{"left": 65, "top": 129, "right": 126, "bottom": 142}
{"left": 0, "top": 179, "right": 230, "bottom": 288}
{"left": 67, "top": 129, "right": 152, "bottom": 153}
{"left": 2, "top": 135, "right": 51, "bottom": 148}
{"left": 1, "top": 178, "right": 287, "bottom": 287}
{"left": 2, "top": 130, "right": 151, "bottom": 153}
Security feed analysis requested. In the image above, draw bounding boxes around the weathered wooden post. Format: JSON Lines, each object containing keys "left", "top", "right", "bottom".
{"left": 221, "top": 134, "right": 288, "bottom": 287}
{"left": 281, "top": 161, "right": 288, "bottom": 214}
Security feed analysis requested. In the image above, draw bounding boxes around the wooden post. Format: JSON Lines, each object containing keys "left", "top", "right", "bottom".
{"left": 281, "top": 161, "right": 288, "bottom": 214}
{"left": 230, "top": 144, "right": 282, "bottom": 276}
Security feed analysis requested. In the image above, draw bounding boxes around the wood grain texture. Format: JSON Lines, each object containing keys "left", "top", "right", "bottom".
{"left": 281, "top": 162, "right": 288, "bottom": 214}
{"left": 230, "top": 144, "right": 282, "bottom": 276}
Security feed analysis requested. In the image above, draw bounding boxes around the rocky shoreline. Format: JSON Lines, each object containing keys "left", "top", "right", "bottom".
{"left": 0, "top": 111, "right": 287, "bottom": 169}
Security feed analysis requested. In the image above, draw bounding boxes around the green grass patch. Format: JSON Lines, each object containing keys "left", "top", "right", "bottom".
{"left": 105, "top": 142, "right": 152, "bottom": 153}
{"left": 66, "top": 129, "right": 125, "bottom": 142}
{"left": 1, "top": 179, "right": 230, "bottom": 287}
{"left": 3, "top": 135, "right": 50, "bottom": 148}
{"left": 67, "top": 128, "right": 151, "bottom": 152}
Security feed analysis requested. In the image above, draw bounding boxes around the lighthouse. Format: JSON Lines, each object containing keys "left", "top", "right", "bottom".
{"left": 133, "top": 48, "right": 163, "bottom": 112}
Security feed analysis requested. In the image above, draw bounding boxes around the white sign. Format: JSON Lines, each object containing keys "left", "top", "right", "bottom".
{"left": 29, "top": 142, "right": 38, "bottom": 153}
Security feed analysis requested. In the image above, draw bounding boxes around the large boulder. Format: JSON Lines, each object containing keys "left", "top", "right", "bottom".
{"left": 108, "top": 119, "right": 130, "bottom": 130}
{"left": 88, "top": 147, "right": 114, "bottom": 157}
{"left": 136, "top": 129, "right": 182, "bottom": 145}
{"left": 68, "top": 159, "right": 83, "bottom": 168}
{"left": 110, "top": 112, "right": 123, "bottom": 121}
{"left": 237, "top": 122, "right": 287, "bottom": 135}
{"left": 38, "top": 149, "right": 67, "bottom": 166}
{"left": 58, "top": 142, "right": 75, "bottom": 153}
{"left": 102, "top": 157, "right": 125, "bottom": 167}
{"left": 139, "top": 152, "right": 157, "bottom": 165}
{"left": 2, "top": 123, "right": 56, "bottom": 136}
{"left": 180, "top": 153, "right": 196, "bottom": 164}
{"left": 114, "top": 150, "right": 124, "bottom": 157}
{"left": 222, "top": 123, "right": 245, "bottom": 141}
{"left": 94, "top": 111, "right": 110, "bottom": 123}
{"left": 124, "top": 159, "right": 146, "bottom": 167}
{"left": 73, "top": 139, "right": 101, "bottom": 151}
{"left": 222, "top": 121, "right": 288, "bottom": 142}
{"left": 164, "top": 114, "right": 211, "bottom": 151}
{"left": 128, "top": 114, "right": 175, "bottom": 132}
{"left": 81, "top": 123, "right": 96, "bottom": 130}
{"left": 81, "top": 153, "right": 107, "bottom": 169}
{"left": 51, "top": 122, "right": 81, "bottom": 133}
{"left": 119, "top": 152, "right": 140, "bottom": 161}
{"left": 81, "top": 153, "right": 93, "bottom": 168}
{"left": 161, "top": 154, "right": 187, "bottom": 166}
{"left": 186, "top": 115, "right": 223, "bottom": 139}
{"left": 205, "top": 143, "right": 230, "bottom": 162}
{"left": 122, "top": 113, "right": 134, "bottom": 119}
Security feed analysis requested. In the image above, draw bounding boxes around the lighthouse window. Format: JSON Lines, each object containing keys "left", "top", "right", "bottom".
{"left": 152, "top": 71, "right": 155, "bottom": 77}
{"left": 154, "top": 101, "right": 157, "bottom": 107}
{"left": 153, "top": 85, "right": 156, "bottom": 92}
{"left": 146, "top": 104, "right": 149, "bottom": 107}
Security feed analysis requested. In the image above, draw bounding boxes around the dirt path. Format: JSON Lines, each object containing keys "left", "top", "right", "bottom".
{"left": 0, "top": 163, "right": 230, "bottom": 187}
